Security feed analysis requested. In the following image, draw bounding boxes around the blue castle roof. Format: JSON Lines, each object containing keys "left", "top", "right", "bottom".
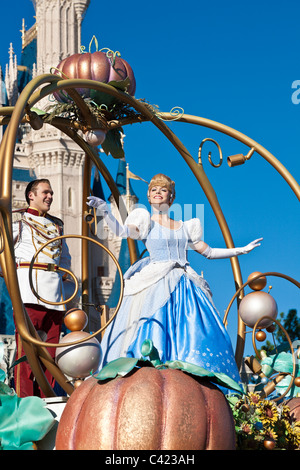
{"left": 18, "top": 37, "right": 37, "bottom": 91}
{"left": 12, "top": 167, "right": 36, "bottom": 182}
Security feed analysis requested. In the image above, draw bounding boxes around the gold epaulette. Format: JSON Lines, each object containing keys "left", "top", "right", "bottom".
{"left": 12, "top": 209, "right": 26, "bottom": 223}
{"left": 46, "top": 213, "right": 64, "bottom": 227}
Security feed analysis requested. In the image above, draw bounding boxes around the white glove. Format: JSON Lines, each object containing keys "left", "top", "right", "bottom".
{"left": 86, "top": 196, "right": 109, "bottom": 214}
{"left": 201, "top": 238, "right": 263, "bottom": 259}
{"left": 87, "top": 196, "right": 129, "bottom": 238}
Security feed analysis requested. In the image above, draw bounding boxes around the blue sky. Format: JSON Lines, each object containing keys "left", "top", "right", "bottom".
{"left": 0, "top": 0, "right": 299, "bottom": 357}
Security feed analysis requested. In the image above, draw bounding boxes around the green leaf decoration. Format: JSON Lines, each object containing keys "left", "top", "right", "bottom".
{"left": 164, "top": 360, "right": 215, "bottom": 377}
{"left": 95, "top": 340, "right": 243, "bottom": 394}
{"left": 89, "top": 77, "right": 130, "bottom": 106}
{"left": 261, "top": 351, "right": 295, "bottom": 374}
{"left": 94, "top": 357, "right": 140, "bottom": 380}
{"left": 165, "top": 360, "right": 243, "bottom": 394}
{"left": 107, "top": 77, "right": 131, "bottom": 92}
{"left": 261, "top": 350, "right": 300, "bottom": 397}
{"left": 0, "top": 369, "right": 6, "bottom": 384}
{"left": 212, "top": 372, "right": 244, "bottom": 394}
{"left": 31, "top": 107, "right": 46, "bottom": 115}
{"left": 140, "top": 339, "right": 162, "bottom": 366}
{"left": 0, "top": 353, "right": 55, "bottom": 450}
{"left": 9, "top": 355, "right": 27, "bottom": 370}
{"left": 90, "top": 89, "right": 117, "bottom": 108}
{"left": 0, "top": 392, "right": 55, "bottom": 450}
{"left": 101, "top": 128, "right": 125, "bottom": 159}
{"left": 0, "top": 380, "right": 14, "bottom": 396}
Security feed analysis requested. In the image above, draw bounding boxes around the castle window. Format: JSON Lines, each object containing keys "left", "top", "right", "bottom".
{"left": 68, "top": 187, "right": 72, "bottom": 208}
{"left": 97, "top": 266, "right": 105, "bottom": 277}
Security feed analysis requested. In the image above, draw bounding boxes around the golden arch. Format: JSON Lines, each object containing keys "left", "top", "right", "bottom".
{"left": 0, "top": 73, "right": 299, "bottom": 396}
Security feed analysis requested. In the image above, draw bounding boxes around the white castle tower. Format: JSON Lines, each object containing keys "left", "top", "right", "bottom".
{"left": 2, "top": 0, "right": 139, "bottom": 333}
{"left": 20, "top": 0, "right": 91, "bottom": 279}
{"left": 33, "top": 0, "right": 89, "bottom": 76}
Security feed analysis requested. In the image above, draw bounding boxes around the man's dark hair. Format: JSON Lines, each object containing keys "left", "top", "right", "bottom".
{"left": 25, "top": 179, "right": 51, "bottom": 205}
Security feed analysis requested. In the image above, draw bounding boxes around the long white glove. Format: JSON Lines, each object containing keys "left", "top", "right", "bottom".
{"left": 87, "top": 196, "right": 130, "bottom": 238}
{"left": 201, "top": 238, "right": 263, "bottom": 259}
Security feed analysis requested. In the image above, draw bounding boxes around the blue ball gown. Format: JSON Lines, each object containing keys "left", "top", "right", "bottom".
{"left": 99, "top": 208, "right": 241, "bottom": 391}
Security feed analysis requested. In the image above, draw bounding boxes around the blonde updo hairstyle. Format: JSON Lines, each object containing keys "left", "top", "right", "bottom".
{"left": 147, "top": 174, "right": 176, "bottom": 206}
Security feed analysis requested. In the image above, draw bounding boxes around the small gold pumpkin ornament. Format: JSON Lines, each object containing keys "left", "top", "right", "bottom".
{"left": 294, "top": 377, "right": 300, "bottom": 388}
{"left": 263, "top": 438, "right": 275, "bottom": 450}
{"left": 256, "top": 330, "right": 266, "bottom": 342}
{"left": 64, "top": 308, "right": 88, "bottom": 331}
{"left": 248, "top": 271, "right": 267, "bottom": 291}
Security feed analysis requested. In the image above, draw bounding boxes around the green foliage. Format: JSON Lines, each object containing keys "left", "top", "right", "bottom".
{"left": 276, "top": 309, "right": 300, "bottom": 344}
{"left": 44, "top": 97, "right": 156, "bottom": 159}
{"left": 260, "top": 309, "right": 299, "bottom": 356}
{"left": 95, "top": 339, "right": 243, "bottom": 393}
{"left": 101, "top": 128, "right": 125, "bottom": 159}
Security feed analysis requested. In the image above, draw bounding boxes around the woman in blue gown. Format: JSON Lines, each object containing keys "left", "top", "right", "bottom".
{"left": 87, "top": 174, "right": 262, "bottom": 388}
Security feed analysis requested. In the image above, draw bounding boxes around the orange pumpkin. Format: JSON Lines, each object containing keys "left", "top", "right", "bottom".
{"left": 53, "top": 50, "right": 136, "bottom": 105}
{"left": 55, "top": 367, "right": 236, "bottom": 450}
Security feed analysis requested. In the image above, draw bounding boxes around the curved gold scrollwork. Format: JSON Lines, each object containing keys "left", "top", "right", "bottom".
{"left": 198, "top": 138, "right": 223, "bottom": 168}
{"left": 24, "top": 234, "right": 124, "bottom": 348}
{"left": 224, "top": 271, "right": 300, "bottom": 401}
{"left": 28, "top": 260, "right": 79, "bottom": 307}
{"left": 224, "top": 271, "right": 300, "bottom": 326}
{"left": 252, "top": 316, "right": 297, "bottom": 403}
{"left": 155, "top": 106, "right": 184, "bottom": 122}
{"left": 84, "top": 206, "right": 98, "bottom": 237}
{"left": 0, "top": 73, "right": 298, "bottom": 388}
{"left": 0, "top": 227, "right": 4, "bottom": 255}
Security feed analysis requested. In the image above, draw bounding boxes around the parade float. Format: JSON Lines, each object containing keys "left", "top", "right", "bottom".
{"left": 0, "top": 38, "right": 299, "bottom": 450}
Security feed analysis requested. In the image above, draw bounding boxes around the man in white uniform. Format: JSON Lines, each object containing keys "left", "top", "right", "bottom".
{"left": 13, "top": 179, "right": 71, "bottom": 397}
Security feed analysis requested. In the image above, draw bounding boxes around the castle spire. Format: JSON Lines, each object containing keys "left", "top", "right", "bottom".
{"left": 5, "top": 43, "right": 18, "bottom": 105}
{"left": 21, "top": 18, "right": 26, "bottom": 49}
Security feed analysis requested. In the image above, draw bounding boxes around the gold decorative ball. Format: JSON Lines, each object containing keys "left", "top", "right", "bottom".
{"left": 247, "top": 271, "right": 267, "bottom": 291}
{"left": 263, "top": 438, "right": 275, "bottom": 450}
{"left": 55, "top": 331, "right": 102, "bottom": 378}
{"left": 266, "top": 324, "right": 276, "bottom": 333}
{"left": 294, "top": 377, "right": 300, "bottom": 388}
{"left": 256, "top": 330, "right": 266, "bottom": 342}
{"left": 64, "top": 308, "right": 88, "bottom": 331}
{"left": 240, "top": 403, "right": 250, "bottom": 413}
{"left": 74, "top": 379, "right": 84, "bottom": 389}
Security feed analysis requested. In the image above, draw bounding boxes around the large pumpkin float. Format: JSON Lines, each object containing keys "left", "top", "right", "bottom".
{"left": 285, "top": 398, "right": 300, "bottom": 422}
{"left": 55, "top": 341, "right": 240, "bottom": 450}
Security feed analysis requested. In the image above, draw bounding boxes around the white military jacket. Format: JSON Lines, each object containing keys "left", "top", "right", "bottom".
{"left": 13, "top": 207, "right": 71, "bottom": 311}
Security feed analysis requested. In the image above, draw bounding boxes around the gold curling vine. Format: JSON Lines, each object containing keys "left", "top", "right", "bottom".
{"left": 79, "top": 35, "right": 122, "bottom": 68}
